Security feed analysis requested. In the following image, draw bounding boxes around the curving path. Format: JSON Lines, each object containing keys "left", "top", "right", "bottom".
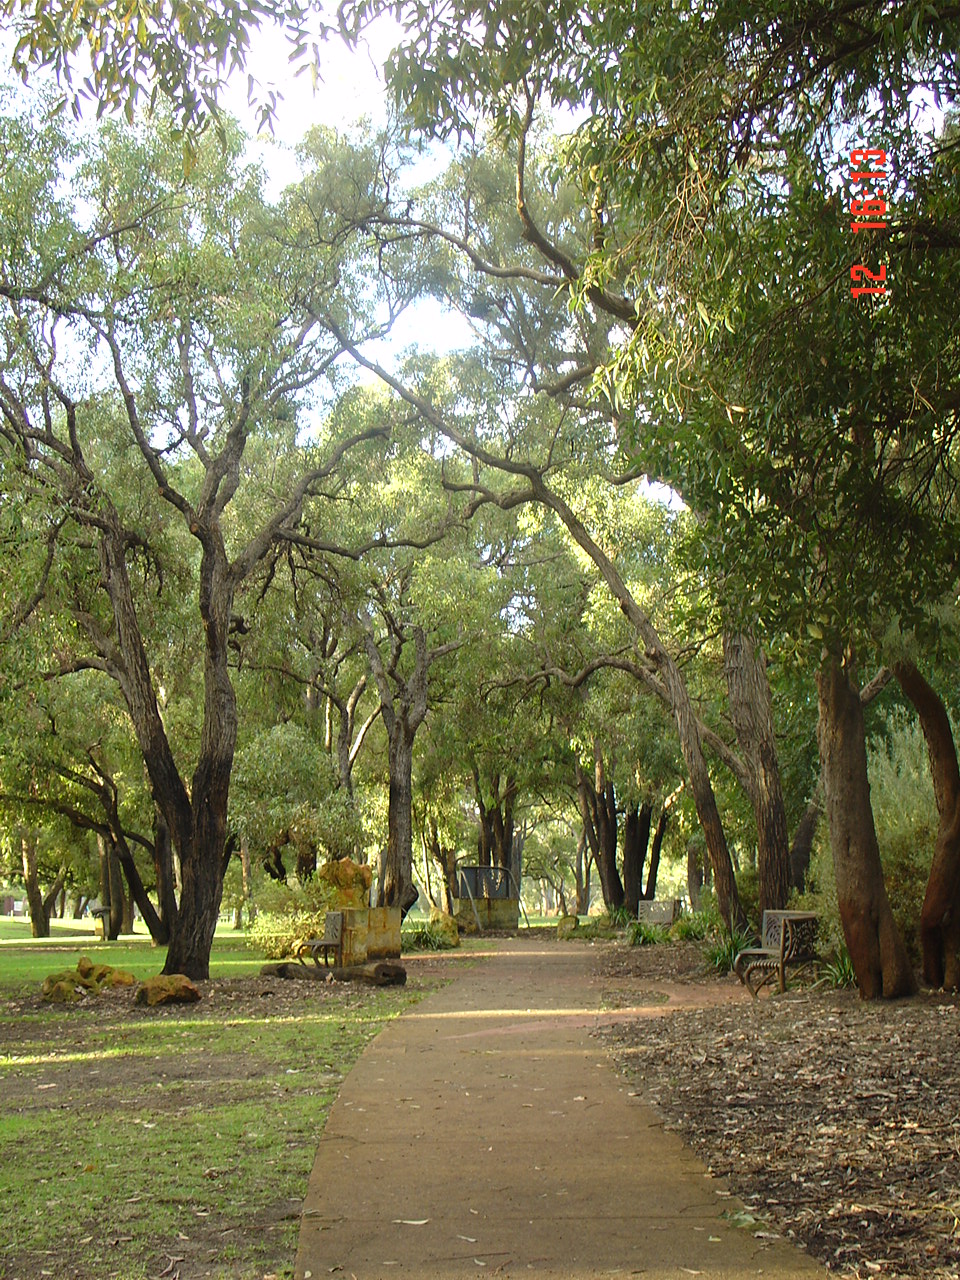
{"left": 294, "top": 936, "right": 827, "bottom": 1279}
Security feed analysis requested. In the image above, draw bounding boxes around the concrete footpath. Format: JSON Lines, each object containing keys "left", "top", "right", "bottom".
{"left": 295, "top": 937, "right": 828, "bottom": 1279}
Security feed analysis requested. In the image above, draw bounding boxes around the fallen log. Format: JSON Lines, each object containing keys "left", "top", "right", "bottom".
{"left": 260, "top": 960, "right": 406, "bottom": 986}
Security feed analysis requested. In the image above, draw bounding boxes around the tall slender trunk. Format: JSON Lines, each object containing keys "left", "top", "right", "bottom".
{"left": 894, "top": 660, "right": 960, "bottom": 988}
{"left": 107, "top": 836, "right": 125, "bottom": 940}
{"left": 622, "top": 802, "right": 652, "bottom": 916}
{"left": 575, "top": 827, "right": 590, "bottom": 914}
{"left": 525, "top": 476, "right": 745, "bottom": 932}
{"left": 644, "top": 806, "right": 669, "bottom": 900}
{"left": 789, "top": 793, "right": 823, "bottom": 891}
{"left": 723, "top": 630, "right": 790, "bottom": 916}
{"left": 381, "top": 725, "right": 417, "bottom": 914}
{"left": 576, "top": 754, "right": 623, "bottom": 912}
{"left": 817, "top": 648, "right": 915, "bottom": 999}
{"left": 21, "top": 831, "right": 49, "bottom": 938}
{"left": 150, "top": 807, "right": 177, "bottom": 935}
{"left": 427, "top": 817, "right": 458, "bottom": 913}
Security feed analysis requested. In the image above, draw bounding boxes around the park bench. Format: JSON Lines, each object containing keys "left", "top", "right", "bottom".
{"left": 734, "top": 910, "right": 818, "bottom": 997}
{"left": 296, "top": 910, "right": 344, "bottom": 969}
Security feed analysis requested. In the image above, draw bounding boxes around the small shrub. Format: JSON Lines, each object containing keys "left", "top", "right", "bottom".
{"left": 822, "top": 944, "right": 857, "bottom": 988}
{"left": 670, "top": 910, "right": 712, "bottom": 941}
{"left": 734, "top": 868, "right": 761, "bottom": 928}
{"left": 608, "top": 905, "right": 635, "bottom": 930}
{"left": 628, "top": 920, "right": 669, "bottom": 946}
{"left": 401, "top": 920, "right": 459, "bottom": 951}
{"left": 249, "top": 873, "right": 339, "bottom": 959}
{"left": 705, "top": 926, "right": 756, "bottom": 974}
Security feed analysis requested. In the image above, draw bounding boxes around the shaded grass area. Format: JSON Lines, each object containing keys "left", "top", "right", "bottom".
{"left": 0, "top": 965, "right": 424, "bottom": 1280}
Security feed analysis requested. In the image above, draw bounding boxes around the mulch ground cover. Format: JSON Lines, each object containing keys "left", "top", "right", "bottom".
{"left": 599, "top": 941, "right": 960, "bottom": 1280}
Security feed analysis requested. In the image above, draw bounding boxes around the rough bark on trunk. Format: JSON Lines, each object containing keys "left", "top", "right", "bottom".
{"left": 103, "top": 834, "right": 125, "bottom": 940}
{"left": 21, "top": 832, "right": 49, "bottom": 938}
{"left": 789, "top": 793, "right": 823, "bottom": 891}
{"left": 687, "top": 839, "right": 711, "bottom": 911}
{"left": 575, "top": 827, "right": 590, "bottom": 914}
{"left": 576, "top": 753, "right": 624, "bottom": 912}
{"left": 723, "top": 630, "right": 790, "bottom": 916}
{"left": 361, "top": 617, "right": 442, "bottom": 918}
{"left": 90, "top": 526, "right": 235, "bottom": 980}
{"left": 622, "top": 802, "right": 652, "bottom": 916}
{"left": 474, "top": 770, "right": 518, "bottom": 876}
{"left": 427, "top": 817, "right": 458, "bottom": 913}
{"left": 789, "top": 670, "right": 891, "bottom": 891}
{"left": 894, "top": 660, "right": 960, "bottom": 988}
{"left": 644, "top": 806, "right": 669, "bottom": 900}
{"left": 817, "top": 649, "right": 915, "bottom": 999}
{"left": 382, "top": 725, "right": 417, "bottom": 912}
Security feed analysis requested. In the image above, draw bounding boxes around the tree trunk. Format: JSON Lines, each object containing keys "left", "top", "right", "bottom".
{"left": 381, "top": 725, "right": 417, "bottom": 914}
{"left": 523, "top": 476, "right": 745, "bottom": 932}
{"left": 576, "top": 753, "right": 624, "bottom": 912}
{"left": 427, "top": 817, "right": 458, "bottom": 913}
{"left": 817, "top": 649, "right": 916, "bottom": 998}
{"left": 42, "top": 866, "right": 67, "bottom": 931}
{"left": 789, "top": 792, "right": 823, "bottom": 891}
{"left": 687, "top": 839, "right": 710, "bottom": 911}
{"left": 723, "top": 630, "right": 790, "bottom": 916}
{"left": 240, "top": 838, "right": 254, "bottom": 924}
{"left": 575, "top": 827, "right": 590, "bottom": 914}
{"left": 163, "top": 827, "right": 226, "bottom": 977}
{"left": 894, "top": 659, "right": 960, "bottom": 988}
{"left": 107, "top": 837, "right": 125, "bottom": 940}
{"left": 644, "top": 806, "right": 668, "bottom": 900}
{"left": 622, "top": 802, "right": 652, "bottom": 916}
{"left": 21, "top": 832, "right": 49, "bottom": 938}
{"left": 111, "top": 828, "right": 168, "bottom": 943}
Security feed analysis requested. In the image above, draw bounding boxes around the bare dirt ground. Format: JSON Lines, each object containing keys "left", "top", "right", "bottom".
{"left": 598, "top": 941, "right": 960, "bottom": 1280}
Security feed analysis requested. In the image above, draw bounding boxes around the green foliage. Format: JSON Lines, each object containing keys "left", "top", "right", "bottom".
{"left": 705, "top": 926, "right": 755, "bottom": 975}
{"left": 821, "top": 944, "right": 857, "bottom": 989}
{"left": 734, "top": 867, "right": 760, "bottom": 932}
{"left": 248, "top": 874, "right": 340, "bottom": 960}
{"left": 628, "top": 919, "right": 669, "bottom": 946}
{"left": 400, "top": 918, "right": 459, "bottom": 951}
{"left": 232, "top": 724, "right": 365, "bottom": 865}
{"left": 669, "top": 910, "right": 713, "bottom": 942}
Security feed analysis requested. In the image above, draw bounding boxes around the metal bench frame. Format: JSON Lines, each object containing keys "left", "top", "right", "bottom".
{"left": 734, "top": 910, "right": 818, "bottom": 997}
{"left": 296, "top": 910, "right": 344, "bottom": 969}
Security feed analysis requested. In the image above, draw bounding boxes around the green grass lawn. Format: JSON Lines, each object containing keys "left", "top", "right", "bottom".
{"left": 0, "top": 921, "right": 264, "bottom": 994}
{"left": 0, "top": 925, "right": 429, "bottom": 1280}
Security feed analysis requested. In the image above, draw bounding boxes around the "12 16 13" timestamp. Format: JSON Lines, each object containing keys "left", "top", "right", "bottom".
{"left": 849, "top": 147, "right": 889, "bottom": 298}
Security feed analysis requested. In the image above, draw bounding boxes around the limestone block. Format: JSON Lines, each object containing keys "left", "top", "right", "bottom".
{"left": 135, "top": 975, "right": 202, "bottom": 1007}
{"left": 428, "top": 907, "right": 460, "bottom": 948}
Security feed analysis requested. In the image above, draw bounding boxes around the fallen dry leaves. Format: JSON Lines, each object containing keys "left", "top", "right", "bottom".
{"left": 600, "top": 944, "right": 960, "bottom": 1280}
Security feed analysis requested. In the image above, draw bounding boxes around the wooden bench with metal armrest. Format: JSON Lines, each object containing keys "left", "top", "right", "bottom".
{"left": 296, "top": 910, "right": 344, "bottom": 969}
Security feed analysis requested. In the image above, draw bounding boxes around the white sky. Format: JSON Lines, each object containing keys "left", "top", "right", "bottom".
{"left": 221, "top": 17, "right": 476, "bottom": 362}
{"left": 223, "top": 17, "right": 398, "bottom": 193}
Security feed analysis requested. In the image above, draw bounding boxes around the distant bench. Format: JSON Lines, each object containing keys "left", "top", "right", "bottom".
{"left": 734, "top": 910, "right": 818, "bottom": 997}
{"left": 296, "top": 910, "right": 344, "bottom": 969}
{"left": 637, "top": 899, "right": 681, "bottom": 927}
